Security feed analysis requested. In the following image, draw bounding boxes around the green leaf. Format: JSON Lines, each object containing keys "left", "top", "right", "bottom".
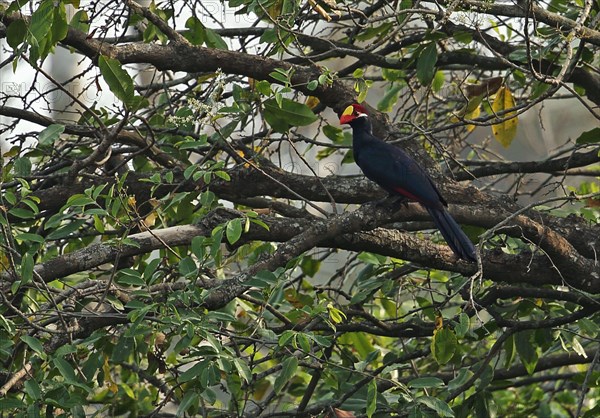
{"left": 503, "top": 334, "right": 516, "bottom": 368}
{"left": 339, "top": 332, "right": 374, "bottom": 358}
{"left": 21, "top": 198, "right": 39, "bottom": 214}
{"left": 273, "top": 356, "right": 298, "bottom": 394}
{"left": 417, "top": 396, "right": 455, "bottom": 417}
{"left": 323, "top": 124, "right": 344, "bottom": 143}
{"left": 432, "top": 70, "right": 445, "bottom": 93}
{"left": 66, "top": 195, "right": 96, "bottom": 207}
{"left": 184, "top": 17, "right": 205, "bottom": 44}
{"left": 575, "top": 127, "right": 600, "bottom": 144}
{"left": 46, "top": 220, "right": 85, "bottom": 239}
{"left": 279, "top": 330, "right": 296, "bottom": 347}
{"left": 70, "top": 10, "right": 90, "bottom": 34}
{"left": 179, "top": 256, "right": 198, "bottom": 278}
{"left": 377, "top": 84, "right": 402, "bottom": 112}
{"left": 255, "top": 80, "right": 272, "bottom": 95}
{"left": 578, "top": 318, "right": 599, "bottom": 337}
{"left": 306, "top": 80, "right": 318, "bottom": 91}
{"left": 447, "top": 368, "right": 473, "bottom": 392}
{"left": 0, "top": 398, "right": 26, "bottom": 410}
{"left": 184, "top": 17, "right": 227, "bottom": 49}
{"left": 408, "top": 377, "right": 445, "bottom": 389}
{"left": 0, "top": 314, "right": 14, "bottom": 333}
{"left": 232, "top": 356, "right": 252, "bottom": 383}
{"left": 116, "top": 269, "right": 145, "bottom": 286}
{"left": 29, "top": 0, "right": 54, "bottom": 46}
{"left": 24, "top": 379, "right": 42, "bottom": 401}
{"left": 454, "top": 313, "right": 470, "bottom": 337}
{"left": 20, "top": 252, "right": 34, "bottom": 286}
{"left": 176, "top": 390, "right": 199, "bottom": 416}
{"left": 269, "top": 70, "right": 290, "bottom": 85}
{"left": 263, "top": 98, "right": 318, "bottom": 132}
{"left": 15, "top": 233, "right": 45, "bottom": 243}
{"left": 355, "top": 78, "right": 370, "bottom": 102}
{"left": 431, "top": 327, "right": 457, "bottom": 365}
{"left": 3, "top": 190, "right": 17, "bottom": 205}
{"left": 226, "top": 218, "right": 243, "bottom": 245}
{"left": 214, "top": 170, "right": 230, "bottom": 181}
{"left": 416, "top": 43, "right": 438, "bottom": 86}
{"left": 246, "top": 269, "right": 278, "bottom": 288}
{"left": 515, "top": 330, "right": 538, "bottom": 375}
{"left": 21, "top": 335, "right": 46, "bottom": 359}
{"left": 6, "top": 19, "right": 27, "bottom": 48}
{"left": 382, "top": 68, "right": 406, "bottom": 82}
{"left": 200, "top": 362, "right": 221, "bottom": 387}
{"left": 179, "top": 362, "right": 205, "bottom": 383}
{"left": 51, "top": 2, "right": 68, "bottom": 43}
{"left": 8, "top": 207, "right": 35, "bottom": 219}
{"left": 98, "top": 56, "right": 135, "bottom": 107}
{"left": 111, "top": 336, "right": 135, "bottom": 363}
{"left": 13, "top": 157, "right": 32, "bottom": 176}
{"left": 366, "top": 378, "right": 377, "bottom": 418}
{"left": 453, "top": 31, "right": 473, "bottom": 44}
{"left": 38, "top": 124, "right": 65, "bottom": 146}
{"left": 296, "top": 332, "right": 311, "bottom": 353}
{"left": 300, "top": 256, "right": 321, "bottom": 277}
{"left": 54, "top": 357, "right": 78, "bottom": 382}
{"left": 205, "top": 28, "right": 228, "bottom": 50}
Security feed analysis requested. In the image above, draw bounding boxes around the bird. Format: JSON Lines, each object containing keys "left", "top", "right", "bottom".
{"left": 339, "top": 103, "right": 477, "bottom": 262}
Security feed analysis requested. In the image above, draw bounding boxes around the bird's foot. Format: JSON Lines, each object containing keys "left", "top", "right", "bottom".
{"left": 371, "top": 195, "right": 409, "bottom": 210}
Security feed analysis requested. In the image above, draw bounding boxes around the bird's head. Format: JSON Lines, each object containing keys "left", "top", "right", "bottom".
{"left": 339, "top": 103, "right": 368, "bottom": 125}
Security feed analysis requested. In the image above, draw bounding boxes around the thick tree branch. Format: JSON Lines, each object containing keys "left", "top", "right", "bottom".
{"left": 2, "top": 207, "right": 599, "bottom": 294}
{"left": 450, "top": 0, "right": 600, "bottom": 46}
{"left": 455, "top": 148, "right": 600, "bottom": 180}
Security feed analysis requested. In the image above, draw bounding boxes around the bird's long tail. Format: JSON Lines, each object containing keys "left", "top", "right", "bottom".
{"left": 426, "top": 207, "right": 477, "bottom": 262}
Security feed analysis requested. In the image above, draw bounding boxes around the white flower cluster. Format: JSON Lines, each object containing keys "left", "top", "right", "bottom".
{"left": 167, "top": 69, "right": 226, "bottom": 127}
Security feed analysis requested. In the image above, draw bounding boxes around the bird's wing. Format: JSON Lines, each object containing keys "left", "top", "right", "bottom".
{"left": 355, "top": 140, "right": 445, "bottom": 207}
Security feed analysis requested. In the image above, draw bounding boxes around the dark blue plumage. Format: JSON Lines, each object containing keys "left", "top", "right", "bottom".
{"left": 340, "top": 104, "right": 476, "bottom": 262}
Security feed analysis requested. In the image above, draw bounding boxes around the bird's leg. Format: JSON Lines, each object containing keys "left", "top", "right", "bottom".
{"left": 388, "top": 194, "right": 410, "bottom": 208}
{"left": 371, "top": 194, "right": 410, "bottom": 209}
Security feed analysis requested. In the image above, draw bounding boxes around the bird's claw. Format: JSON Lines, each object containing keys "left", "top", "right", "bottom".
{"left": 370, "top": 195, "right": 409, "bottom": 210}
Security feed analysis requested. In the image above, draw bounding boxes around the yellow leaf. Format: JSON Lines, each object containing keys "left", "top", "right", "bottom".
{"left": 307, "top": 0, "right": 332, "bottom": 21}
{"left": 572, "top": 337, "right": 588, "bottom": 358}
{"left": 103, "top": 356, "right": 118, "bottom": 394}
{"left": 120, "top": 383, "right": 136, "bottom": 399}
{"left": 464, "top": 95, "right": 483, "bottom": 114}
{"left": 465, "top": 104, "right": 480, "bottom": 132}
{"left": 284, "top": 288, "right": 304, "bottom": 308}
{"left": 237, "top": 150, "right": 250, "bottom": 168}
{"left": 327, "top": 302, "right": 347, "bottom": 324}
{"left": 253, "top": 379, "right": 271, "bottom": 401}
{"left": 143, "top": 212, "right": 156, "bottom": 228}
{"left": 434, "top": 315, "right": 443, "bottom": 331}
{"left": 491, "top": 86, "right": 518, "bottom": 148}
{"left": 305, "top": 96, "right": 320, "bottom": 109}
{"left": 0, "top": 250, "right": 8, "bottom": 271}
{"left": 3, "top": 146, "right": 20, "bottom": 158}
{"left": 266, "top": 0, "right": 282, "bottom": 18}
{"left": 453, "top": 94, "right": 483, "bottom": 121}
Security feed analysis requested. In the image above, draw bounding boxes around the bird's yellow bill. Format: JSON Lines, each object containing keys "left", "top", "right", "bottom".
{"left": 342, "top": 105, "right": 354, "bottom": 116}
